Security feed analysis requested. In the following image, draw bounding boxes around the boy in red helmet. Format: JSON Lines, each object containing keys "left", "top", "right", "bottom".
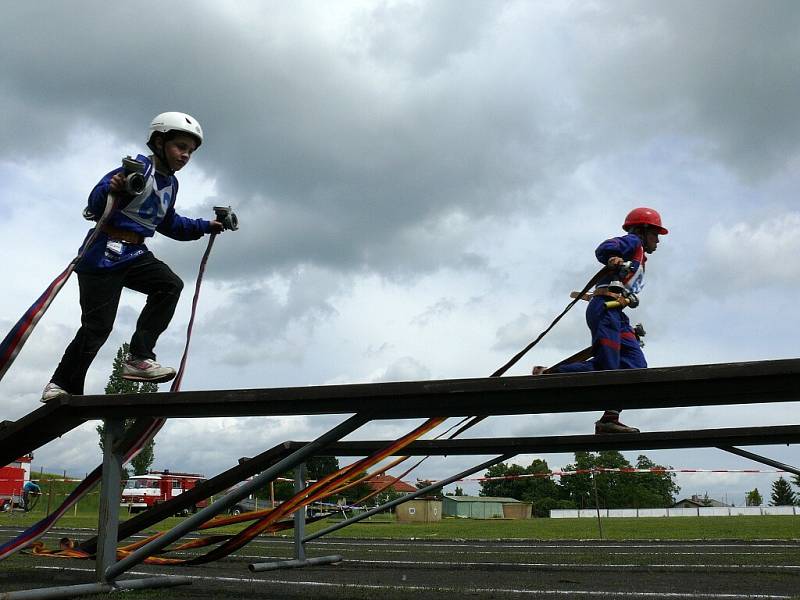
{"left": 538, "top": 207, "right": 667, "bottom": 434}
{"left": 41, "top": 112, "right": 224, "bottom": 402}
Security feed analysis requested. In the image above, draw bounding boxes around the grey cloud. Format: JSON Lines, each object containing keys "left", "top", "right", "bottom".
{"left": 363, "top": 342, "right": 393, "bottom": 359}
{"left": 697, "top": 213, "right": 800, "bottom": 290}
{"left": 492, "top": 307, "right": 589, "bottom": 357}
{"left": 571, "top": 0, "right": 800, "bottom": 180}
{"left": 363, "top": 1, "right": 498, "bottom": 76}
{"left": 410, "top": 297, "right": 457, "bottom": 327}
{"left": 374, "top": 356, "right": 431, "bottom": 382}
{"left": 202, "top": 265, "right": 344, "bottom": 366}
{"left": 0, "top": 1, "right": 572, "bottom": 280}
{"left": 493, "top": 313, "right": 541, "bottom": 353}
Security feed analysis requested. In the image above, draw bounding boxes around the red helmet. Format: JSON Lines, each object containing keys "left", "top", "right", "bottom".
{"left": 623, "top": 207, "right": 668, "bottom": 235}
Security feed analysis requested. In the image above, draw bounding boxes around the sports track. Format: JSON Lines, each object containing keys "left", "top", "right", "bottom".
{"left": 1, "top": 526, "right": 799, "bottom": 599}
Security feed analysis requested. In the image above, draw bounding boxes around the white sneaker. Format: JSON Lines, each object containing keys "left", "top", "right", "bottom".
{"left": 41, "top": 382, "right": 68, "bottom": 403}
{"left": 122, "top": 356, "right": 176, "bottom": 383}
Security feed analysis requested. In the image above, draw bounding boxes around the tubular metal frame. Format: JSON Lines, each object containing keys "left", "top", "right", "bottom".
{"left": 0, "top": 358, "right": 797, "bottom": 599}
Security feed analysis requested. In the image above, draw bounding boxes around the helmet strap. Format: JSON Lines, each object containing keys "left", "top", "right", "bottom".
{"left": 149, "top": 133, "right": 175, "bottom": 176}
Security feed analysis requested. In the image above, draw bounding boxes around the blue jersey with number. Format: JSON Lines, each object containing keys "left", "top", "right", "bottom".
{"left": 77, "top": 155, "right": 211, "bottom": 271}
{"left": 594, "top": 233, "right": 647, "bottom": 294}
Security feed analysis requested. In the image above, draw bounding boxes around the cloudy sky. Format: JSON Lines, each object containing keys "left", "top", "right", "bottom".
{"left": 1, "top": 0, "right": 799, "bottom": 506}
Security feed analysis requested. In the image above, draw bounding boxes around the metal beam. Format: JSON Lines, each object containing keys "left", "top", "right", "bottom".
{"left": 67, "top": 359, "right": 800, "bottom": 420}
{"left": 249, "top": 555, "right": 343, "bottom": 572}
{"left": 79, "top": 424, "right": 799, "bottom": 553}
{"left": 0, "top": 577, "right": 191, "bottom": 599}
{"left": 5, "top": 359, "right": 799, "bottom": 466}
{"left": 78, "top": 441, "right": 295, "bottom": 553}
{"left": 303, "top": 453, "right": 513, "bottom": 543}
{"left": 293, "top": 463, "right": 307, "bottom": 562}
{"left": 718, "top": 446, "right": 800, "bottom": 477}
{"left": 96, "top": 418, "right": 124, "bottom": 582}
{"left": 104, "top": 412, "right": 371, "bottom": 581}
{"left": 0, "top": 401, "right": 86, "bottom": 467}
{"left": 283, "top": 424, "right": 800, "bottom": 456}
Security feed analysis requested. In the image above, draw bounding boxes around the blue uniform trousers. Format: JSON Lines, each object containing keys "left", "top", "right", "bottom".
{"left": 555, "top": 297, "right": 646, "bottom": 417}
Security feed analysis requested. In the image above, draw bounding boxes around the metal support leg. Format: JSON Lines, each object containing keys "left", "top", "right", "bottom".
{"left": 1, "top": 577, "right": 192, "bottom": 599}
{"left": 96, "top": 417, "right": 124, "bottom": 582}
{"left": 249, "top": 555, "right": 343, "bottom": 573}
{"left": 293, "top": 463, "right": 307, "bottom": 561}
{"left": 302, "top": 453, "right": 514, "bottom": 543}
{"left": 249, "top": 462, "right": 349, "bottom": 573}
{"left": 105, "top": 412, "right": 370, "bottom": 581}
{"left": 591, "top": 470, "right": 604, "bottom": 540}
{"left": 718, "top": 446, "right": 800, "bottom": 477}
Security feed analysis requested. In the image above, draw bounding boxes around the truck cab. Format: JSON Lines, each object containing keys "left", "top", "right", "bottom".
{"left": 121, "top": 471, "right": 207, "bottom": 514}
{"left": 0, "top": 454, "right": 33, "bottom": 511}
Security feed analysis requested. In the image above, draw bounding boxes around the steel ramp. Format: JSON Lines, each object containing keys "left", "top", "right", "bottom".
{"left": 66, "top": 358, "right": 800, "bottom": 420}
{"left": 0, "top": 398, "right": 87, "bottom": 466}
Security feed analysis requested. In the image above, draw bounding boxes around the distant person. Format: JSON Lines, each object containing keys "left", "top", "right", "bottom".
{"left": 59, "top": 537, "right": 75, "bottom": 550}
{"left": 535, "top": 207, "right": 668, "bottom": 434}
{"left": 22, "top": 480, "right": 41, "bottom": 511}
{"left": 41, "top": 112, "right": 224, "bottom": 402}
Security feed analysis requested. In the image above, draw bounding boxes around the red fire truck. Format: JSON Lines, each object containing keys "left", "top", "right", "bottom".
{"left": 121, "top": 470, "right": 208, "bottom": 514}
{"left": 0, "top": 455, "right": 33, "bottom": 511}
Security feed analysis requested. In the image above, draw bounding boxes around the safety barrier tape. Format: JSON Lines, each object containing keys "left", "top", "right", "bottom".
{"left": 449, "top": 467, "right": 792, "bottom": 482}
{"left": 0, "top": 476, "right": 297, "bottom": 484}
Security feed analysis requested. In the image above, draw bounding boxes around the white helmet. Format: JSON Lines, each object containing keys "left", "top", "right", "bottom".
{"left": 147, "top": 112, "right": 203, "bottom": 148}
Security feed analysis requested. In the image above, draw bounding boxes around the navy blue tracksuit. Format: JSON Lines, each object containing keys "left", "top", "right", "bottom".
{"left": 554, "top": 233, "right": 648, "bottom": 418}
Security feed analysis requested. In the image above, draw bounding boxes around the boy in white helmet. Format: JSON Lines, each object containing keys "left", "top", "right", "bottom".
{"left": 41, "top": 112, "right": 224, "bottom": 402}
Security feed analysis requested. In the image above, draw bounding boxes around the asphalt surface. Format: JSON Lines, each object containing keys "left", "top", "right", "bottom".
{"left": 1, "top": 526, "right": 799, "bottom": 599}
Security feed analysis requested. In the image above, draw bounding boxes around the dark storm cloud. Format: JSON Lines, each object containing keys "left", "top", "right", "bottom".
{"left": 571, "top": 0, "right": 800, "bottom": 179}
{"left": 0, "top": 1, "right": 567, "bottom": 278}
{"left": 2, "top": 0, "right": 798, "bottom": 282}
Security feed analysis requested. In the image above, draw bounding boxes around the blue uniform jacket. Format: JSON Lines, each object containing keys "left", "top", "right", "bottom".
{"left": 594, "top": 233, "right": 646, "bottom": 294}
{"left": 77, "top": 155, "right": 211, "bottom": 272}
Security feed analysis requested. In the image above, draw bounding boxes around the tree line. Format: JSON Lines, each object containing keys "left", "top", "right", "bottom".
{"left": 479, "top": 452, "right": 682, "bottom": 517}
{"left": 481, "top": 453, "right": 800, "bottom": 517}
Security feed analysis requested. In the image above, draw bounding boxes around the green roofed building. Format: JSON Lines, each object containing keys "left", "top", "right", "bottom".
{"left": 442, "top": 496, "right": 525, "bottom": 519}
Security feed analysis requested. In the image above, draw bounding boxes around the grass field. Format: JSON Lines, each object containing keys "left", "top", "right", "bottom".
{"left": 2, "top": 507, "right": 798, "bottom": 541}
{"left": 3, "top": 511, "right": 799, "bottom": 599}
{"left": 11, "top": 473, "right": 799, "bottom": 542}
{"left": 306, "top": 514, "right": 800, "bottom": 540}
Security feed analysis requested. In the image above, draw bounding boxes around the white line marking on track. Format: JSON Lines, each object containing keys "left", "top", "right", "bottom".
{"left": 4, "top": 529, "right": 797, "bottom": 551}
{"left": 348, "top": 559, "right": 800, "bottom": 571}
{"left": 257, "top": 539, "right": 800, "bottom": 550}
{"left": 147, "top": 547, "right": 800, "bottom": 569}
{"left": 32, "top": 566, "right": 794, "bottom": 599}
